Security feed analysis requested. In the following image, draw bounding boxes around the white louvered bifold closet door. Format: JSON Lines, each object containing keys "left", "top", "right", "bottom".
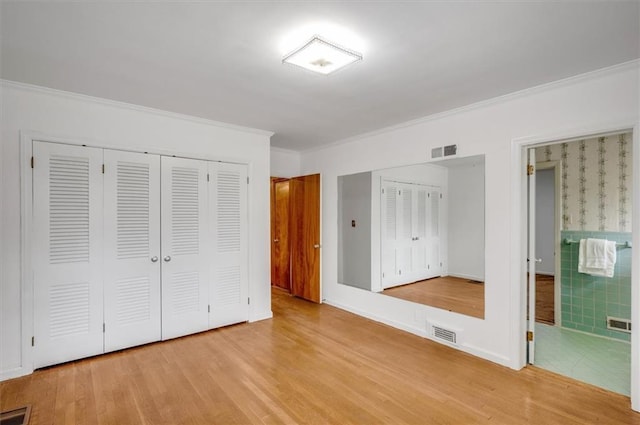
{"left": 160, "top": 156, "right": 209, "bottom": 340}
{"left": 426, "top": 188, "right": 442, "bottom": 278}
{"left": 209, "top": 162, "right": 249, "bottom": 328}
{"left": 412, "top": 186, "right": 429, "bottom": 280}
{"left": 32, "top": 142, "right": 104, "bottom": 368}
{"left": 103, "top": 150, "right": 161, "bottom": 352}
{"left": 396, "top": 185, "right": 414, "bottom": 281}
{"left": 380, "top": 181, "right": 399, "bottom": 288}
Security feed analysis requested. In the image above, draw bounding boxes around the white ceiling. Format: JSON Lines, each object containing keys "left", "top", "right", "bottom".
{"left": 2, "top": 2, "right": 639, "bottom": 151}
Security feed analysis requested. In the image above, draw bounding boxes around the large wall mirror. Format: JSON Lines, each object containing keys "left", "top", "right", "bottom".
{"left": 337, "top": 155, "right": 486, "bottom": 319}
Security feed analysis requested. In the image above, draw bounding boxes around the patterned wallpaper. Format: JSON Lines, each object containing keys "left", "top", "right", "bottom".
{"left": 535, "top": 132, "right": 633, "bottom": 232}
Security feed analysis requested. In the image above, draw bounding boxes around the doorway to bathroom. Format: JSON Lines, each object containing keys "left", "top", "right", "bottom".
{"left": 527, "top": 131, "right": 633, "bottom": 396}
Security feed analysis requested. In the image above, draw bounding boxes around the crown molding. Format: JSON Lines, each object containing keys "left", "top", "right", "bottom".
{"left": 0, "top": 79, "right": 275, "bottom": 138}
{"left": 302, "top": 59, "right": 640, "bottom": 154}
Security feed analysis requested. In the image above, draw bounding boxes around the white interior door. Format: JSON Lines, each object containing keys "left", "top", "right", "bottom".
{"left": 32, "top": 141, "right": 104, "bottom": 368}
{"left": 527, "top": 148, "right": 537, "bottom": 363}
{"left": 209, "top": 162, "right": 249, "bottom": 328}
{"left": 161, "top": 156, "right": 209, "bottom": 340}
{"left": 103, "top": 150, "right": 161, "bottom": 352}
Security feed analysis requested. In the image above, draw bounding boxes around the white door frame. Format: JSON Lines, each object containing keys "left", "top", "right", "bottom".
{"left": 511, "top": 121, "right": 639, "bottom": 410}
{"left": 535, "top": 160, "right": 562, "bottom": 326}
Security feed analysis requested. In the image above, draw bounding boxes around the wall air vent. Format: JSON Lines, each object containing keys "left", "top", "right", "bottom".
{"left": 429, "top": 323, "right": 458, "bottom": 345}
{"left": 430, "top": 144, "right": 458, "bottom": 160}
{"left": 607, "top": 316, "right": 631, "bottom": 333}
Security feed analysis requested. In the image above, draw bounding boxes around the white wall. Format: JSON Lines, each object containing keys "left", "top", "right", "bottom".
{"left": 299, "top": 61, "right": 639, "bottom": 370}
{"left": 0, "top": 81, "right": 273, "bottom": 380}
{"left": 447, "top": 160, "right": 485, "bottom": 281}
{"left": 536, "top": 168, "right": 556, "bottom": 275}
{"left": 270, "top": 147, "right": 301, "bottom": 178}
{"left": 338, "top": 172, "right": 372, "bottom": 290}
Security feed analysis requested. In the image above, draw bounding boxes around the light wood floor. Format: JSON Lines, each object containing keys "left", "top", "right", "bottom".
{"left": 383, "top": 276, "right": 485, "bottom": 319}
{"left": 1, "top": 288, "right": 638, "bottom": 424}
{"left": 536, "top": 274, "right": 555, "bottom": 325}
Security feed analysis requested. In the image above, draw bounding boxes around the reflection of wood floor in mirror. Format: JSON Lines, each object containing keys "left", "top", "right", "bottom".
{"left": 383, "top": 276, "right": 484, "bottom": 319}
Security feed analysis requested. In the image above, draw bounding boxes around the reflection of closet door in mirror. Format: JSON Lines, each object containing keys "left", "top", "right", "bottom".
{"left": 381, "top": 182, "right": 399, "bottom": 288}
{"left": 271, "top": 179, "right": 291, "bottom": 290}
{"left": 427, "top": 188, "right": 442, "bottom": 278}
{"left": 411, "top": 186, "right": 430, "bottom": 280}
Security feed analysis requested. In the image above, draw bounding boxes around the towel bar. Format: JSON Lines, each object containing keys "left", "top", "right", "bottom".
{"left": 562, "top": 238, "right": 632, "bottom": 248}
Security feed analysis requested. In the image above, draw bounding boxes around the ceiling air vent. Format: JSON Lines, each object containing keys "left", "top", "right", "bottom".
{"left": 607, "top": 316, "right": 631, "bottom": 333}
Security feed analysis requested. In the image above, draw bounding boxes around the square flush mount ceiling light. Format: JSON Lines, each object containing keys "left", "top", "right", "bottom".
{"left": 282, "top": 35, "right": 362, "bottom": 75}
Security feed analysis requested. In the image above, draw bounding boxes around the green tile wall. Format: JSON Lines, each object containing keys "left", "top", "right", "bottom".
{"left": 560, "top": 231, "right": 632, "bottom": 342}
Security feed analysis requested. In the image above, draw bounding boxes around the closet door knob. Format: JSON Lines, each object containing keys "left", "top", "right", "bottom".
{"left": 314, "top": 244, "right": 321, "bottom": 249}
{"left": 151, "top": 256, "right": 158, "bottom": 263}
{"left": 164, "top": 256, "right": 171, "bottom": 262}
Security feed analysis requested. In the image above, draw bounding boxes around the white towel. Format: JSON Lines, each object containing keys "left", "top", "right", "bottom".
{"left": 578, "top": 238, "right": 617, "bottom": 277}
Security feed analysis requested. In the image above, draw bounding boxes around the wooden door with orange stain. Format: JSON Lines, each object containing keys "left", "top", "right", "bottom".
{"left": 271, "top": 178, "right": 291, "bottom": 290}
{"left": 290, "top": 174, "right": 321, "bottom": 303}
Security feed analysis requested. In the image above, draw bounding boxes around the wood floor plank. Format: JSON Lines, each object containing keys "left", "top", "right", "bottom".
{"left": 1, "top": 288, "right": 638, "bottom": 424}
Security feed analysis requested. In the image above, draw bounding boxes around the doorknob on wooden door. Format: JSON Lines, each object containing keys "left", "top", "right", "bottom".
{"left": 313, "top": 244, "right": 321, "bottom": 249}
{"left": 274, "top": 239, "right": 279, "bottom": 243}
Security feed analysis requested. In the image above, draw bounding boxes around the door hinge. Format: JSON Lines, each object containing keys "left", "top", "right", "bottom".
{"left": 382, "top": 272, "right": 385, "bottom": 278}
{"left": 440, "top": 262, "right": 442, "bottom": 267}
{"left": 30, "top": 157, "right": 34, "bottom": 168}
{"left": 381, "top": 188, "right": 385, "bottom": 195}
{"left": 428, "top": 264, "right": 430, "bottom": 269}
{"left": 398, "top": 269, "right": 402, "bottom": 275}
{"left": 102, "top": 164, "right": 105, "bottom": 174}
{"left": 31, "top": 336, "right": 34, "bottom": 347}
{"left": 527, "top": 331, "right": 533, "bottom": 341}
{"left": 103, "top": 323, "right": 106, "bottom": 333}
{"left": 208, "top": 304, "right": 211, "bottom": 313}
{"left": 527, "top": 164, "right": 534, "bottom": 175}
{"left": 207, "top": 173, "right": 210, "bottom": 182}
{"left": 248, "top": 297, "right": 250, "bottom": 305}
{"left": 440, "top": 193, "right": 442, "bottom": 199}
{"left": 247, "top": 176, "right": 249, "bottom": 184}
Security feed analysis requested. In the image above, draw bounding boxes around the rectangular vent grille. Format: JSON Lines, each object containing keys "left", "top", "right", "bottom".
{"left": 117, "top": 161, "right": 150, "bottom": 259}
{"left": 49, "top": 155, "right": 90, "bottom": 264}
{"left": 432, "top": 325, "right": 457, "bottom": 344}
{"left": 430, "top": 144, "right": 458, "bottom": 159}
{"left": 607, "top": 316, "right": 631, "bottom": 333}
{"left": 217, "top": 171, "right": 241, "bottom": 252}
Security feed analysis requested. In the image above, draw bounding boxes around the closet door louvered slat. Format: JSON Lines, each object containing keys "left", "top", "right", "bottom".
{"left": 32, "top": 142, "right": 104, "bottom": 368}
{"left": 209, "top": 162, "right": 249, "bottom": 328}
{"left": 161, "top": 156, "right": 209, "bottom": 340}
{"left": 103, "top": 150, "right": 161, "bottom": 352}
